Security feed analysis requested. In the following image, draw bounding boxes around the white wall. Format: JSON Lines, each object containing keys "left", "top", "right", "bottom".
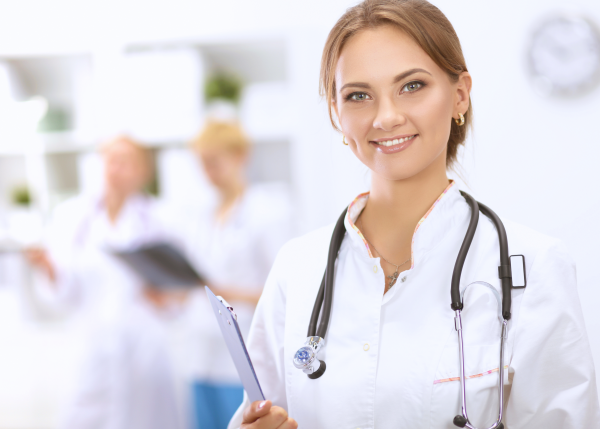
{"left": 0, "top": 0, "right": 599, "bottom": 404}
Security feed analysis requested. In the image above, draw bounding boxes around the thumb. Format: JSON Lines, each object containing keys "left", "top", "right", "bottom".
{"left": 242, "top": 400, "right": 272, "bottom": 423}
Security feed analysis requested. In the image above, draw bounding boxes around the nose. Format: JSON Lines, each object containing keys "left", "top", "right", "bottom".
{"left": 372, "top": 96, "right": 406, "bottom": 132}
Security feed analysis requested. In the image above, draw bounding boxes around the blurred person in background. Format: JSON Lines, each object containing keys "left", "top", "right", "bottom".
{"left": 183, "top": 121, "right": 293, "bottom": 429}
{"left": 25, "top": 136, "right": 184, "bottom": 429}
{"left": 25, "top": 135, "right": 162, "bottom": 321}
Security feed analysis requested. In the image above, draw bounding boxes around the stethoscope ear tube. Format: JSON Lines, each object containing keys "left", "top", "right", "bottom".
{"left": 308, "top": 208, "right": 348, "bottom": 339}
{"left": 477, "top": 202, "right": 512, "bottom": 320}
{"left": 451, "top": 192, "right": 480, "bottom": 311}
{"left": 301, "top": 208, "right": 347, "bottom": 379}
{"left": 307, "top": 273, "right": 325, "bottom": 337}
{"left": 454, "top": 192, "right": 512, "bottom": 320}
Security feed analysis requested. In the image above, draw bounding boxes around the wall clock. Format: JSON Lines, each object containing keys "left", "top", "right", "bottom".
{"left": 528, "top": 14, "right": 600, "bottom": 97}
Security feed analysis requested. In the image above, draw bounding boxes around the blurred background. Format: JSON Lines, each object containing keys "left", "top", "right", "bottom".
{"left": 0, "top": 0, "right": 599, "bottom": 427}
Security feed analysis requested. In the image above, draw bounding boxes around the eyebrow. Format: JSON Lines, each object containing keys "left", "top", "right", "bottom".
{"left": 339, "top": 68, "right": 432, "bottom": 92}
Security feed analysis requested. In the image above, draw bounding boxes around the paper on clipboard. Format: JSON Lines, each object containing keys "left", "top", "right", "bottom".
{"left": 206, "top": 286, "right": 265, "bottom": 403}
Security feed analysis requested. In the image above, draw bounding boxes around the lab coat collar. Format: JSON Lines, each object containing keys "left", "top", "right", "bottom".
{"left": 344, "top": 181, "right": 465, "bottom": 268}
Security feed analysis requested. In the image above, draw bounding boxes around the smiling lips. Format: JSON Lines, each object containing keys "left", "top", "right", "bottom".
{"left": 369, "top": 134, "right": 418, "bottom": 154}
{"left": 372, "top": 134, "right": 417, "bottom": 147}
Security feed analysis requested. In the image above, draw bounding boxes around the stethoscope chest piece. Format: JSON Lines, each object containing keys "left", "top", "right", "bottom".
{"left": 293, "top": 336, "right": 326, "bottom": 379}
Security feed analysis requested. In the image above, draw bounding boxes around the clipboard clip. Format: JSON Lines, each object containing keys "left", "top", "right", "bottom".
{"left": 217, "top": 296, "right": 238, "bottom": 321}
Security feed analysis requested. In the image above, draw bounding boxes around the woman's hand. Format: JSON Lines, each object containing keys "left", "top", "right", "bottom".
{"left": 24, "top": 247, "right": 56, "bottom": 283}
{"left": 241, "top": 400, "right": 298, "bottom": 429}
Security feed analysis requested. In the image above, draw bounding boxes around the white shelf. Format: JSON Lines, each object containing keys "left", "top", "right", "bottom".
{"left": 0, "top": 131, "right": 94, "bottom": 156}
{"left": 0, "top": 36, "right": 294, "bottom": 219}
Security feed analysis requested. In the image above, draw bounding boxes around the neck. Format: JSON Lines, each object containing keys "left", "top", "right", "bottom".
{"left": 360, "top": 154, "right": 449, "bottom": 251}
{"left": 216, "top": 179, "right": 245, "bottom": 222}
{"left": 104, "top": 190, "right": 129, "bottom": 224}
{"left": 219, "top": 180, "right": 245, "bottom": 205}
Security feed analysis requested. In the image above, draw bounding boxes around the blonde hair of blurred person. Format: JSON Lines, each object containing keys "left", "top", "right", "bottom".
{"left": 191, "top": 121, "right": 250, "bottom": 223}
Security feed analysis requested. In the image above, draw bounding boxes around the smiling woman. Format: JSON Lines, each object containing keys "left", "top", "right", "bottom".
{"left": 321, "top": 0, "right": 472, "bottom": 168}
{"left": 228, "top": 1, "right": 600, "bottom": 429}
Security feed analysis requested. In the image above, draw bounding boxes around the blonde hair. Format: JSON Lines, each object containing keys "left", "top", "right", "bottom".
{"left": 191, "top": 121, "right": 250, "bottom": 154}
{"left": 320, "top": 0, "right": 472, "bottom": 167}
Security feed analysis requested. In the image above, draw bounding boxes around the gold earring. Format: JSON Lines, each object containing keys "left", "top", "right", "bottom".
{"left": 454, "top": 112, "right": 465, "bottom": 126}
{"left": 342, "top": 135, "right": 348, "bottom": 145}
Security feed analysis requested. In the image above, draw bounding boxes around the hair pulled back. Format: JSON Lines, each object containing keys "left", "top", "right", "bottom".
{"left": 320, "top": 0, "right": 472, "bottom": 167}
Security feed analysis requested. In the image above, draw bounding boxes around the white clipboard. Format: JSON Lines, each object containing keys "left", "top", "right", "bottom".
{"left": 205, "top": 286, "right": 265, "bottom": 403}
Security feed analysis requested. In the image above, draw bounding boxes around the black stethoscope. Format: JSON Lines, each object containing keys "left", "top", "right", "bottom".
{"left": 292, "top": 191, "right": 524, "bottom": 429}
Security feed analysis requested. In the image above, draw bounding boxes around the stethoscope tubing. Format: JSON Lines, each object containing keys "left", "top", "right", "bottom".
{"left": 450, "top": 192, "right": 479, "bottom": 311}
{"left": 477, "top": 201, "right": 512, "bottom": 320}
{"left": 455, "top": 315, "right": 508, "bottom": 429}
{"left": 307, "top": 208, "right": 348, "bottom": 338}
{"left": 310, "top": 192, "right": 512, "bottom": 336}
{"left": 303, "top": 191, "right": 513, "bottom": 428}
{"left": 452, "top": 192, "right": 512, "bottom": 320}
{"left": 454, "top": 281, "right": 509, "bottom": 429}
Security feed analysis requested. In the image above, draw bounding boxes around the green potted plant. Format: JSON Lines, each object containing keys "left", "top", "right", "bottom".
{"left": 11, "top": 185, "right": 31, "bottom": 207}
{"left": 205, "top": 73, "right": 243, "bottom": 120}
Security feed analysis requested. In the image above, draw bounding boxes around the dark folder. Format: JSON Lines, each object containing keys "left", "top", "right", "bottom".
{"left": 113, "top": 242, "right": 205, "bottom": 289}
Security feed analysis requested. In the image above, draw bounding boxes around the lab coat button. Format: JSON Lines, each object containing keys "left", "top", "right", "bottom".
{"left": 401, "top": 276, "right": 406, "bottom": 282}
{"left": 363, "top": 343, "right": 370, "bottom": 351}
{"left": 373, "top": 265, "right": 378, "bottom": 273}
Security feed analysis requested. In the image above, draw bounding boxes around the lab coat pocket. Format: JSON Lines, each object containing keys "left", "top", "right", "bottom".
{"left": 430, "top": 344, "right": 509, "bottom": 429}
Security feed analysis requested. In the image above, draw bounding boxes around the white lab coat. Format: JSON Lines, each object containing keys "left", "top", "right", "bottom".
{"left": 45, "top": 193, "right": 165, "bottom": 322}
{"left": 40, "top": 192, "right": 183, "bottom": 429}
{"left": 229, "top": 183, "right": 600, "bottom": 429}
{"left": 183, "top": 185, "right": 293, "bottom": 383}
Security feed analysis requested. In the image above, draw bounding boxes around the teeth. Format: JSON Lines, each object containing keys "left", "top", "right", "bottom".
{"left": 377, "top": 135, "right": 415, "bottom": 146}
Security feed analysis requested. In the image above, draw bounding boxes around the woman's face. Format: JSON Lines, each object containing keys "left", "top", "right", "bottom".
{"left": 103, "top": 141, "right": 149, "bottom": 195}
{"left": 198, "top": 147, "right": 247, "bottom": 190}
{"left": 333, "top": 25, "right": 471, "bottom": 181}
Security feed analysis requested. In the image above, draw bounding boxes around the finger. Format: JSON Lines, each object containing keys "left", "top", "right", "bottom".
{"left": 255, "top": 406, "right": 288, "bottom": 428}
{"left": 276, "top": 417, "right": 299, "bottom": 429}
{"left": 242, "top": 400, "right": 272, "bottom": 423}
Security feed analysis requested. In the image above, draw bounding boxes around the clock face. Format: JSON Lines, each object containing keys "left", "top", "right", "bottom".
{"left": 528, "top": 14, "right": 600, "bottom": 97}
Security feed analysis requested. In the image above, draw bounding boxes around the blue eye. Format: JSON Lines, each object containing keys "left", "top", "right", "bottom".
{"left": 402, "top": 81, "right": 424, "bottom": 92}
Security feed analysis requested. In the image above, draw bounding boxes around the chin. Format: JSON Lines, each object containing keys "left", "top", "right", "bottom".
{"left": 362, "top": 145, "right": 447, "bottom": 182}
{"left": 366, "top": 156, "right": 428, "bottom": 182}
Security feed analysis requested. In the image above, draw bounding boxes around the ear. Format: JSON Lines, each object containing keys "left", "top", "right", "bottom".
{"left": 454, "top": 71, "right": 472, "bottom": 119}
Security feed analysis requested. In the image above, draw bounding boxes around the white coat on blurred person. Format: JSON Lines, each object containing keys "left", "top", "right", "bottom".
{"left": 181, "top": 122, "right": 293, "bottom": 422}
{"left": 26, "top": 136, "right": 183, "bottom": 429}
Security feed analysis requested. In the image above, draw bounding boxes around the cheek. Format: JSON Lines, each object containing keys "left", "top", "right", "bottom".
{"left": 337, "top": 102, "right": 374, "bottom": 139}
{"left": 411, "top": 89, "right": 453, "bottom": 148}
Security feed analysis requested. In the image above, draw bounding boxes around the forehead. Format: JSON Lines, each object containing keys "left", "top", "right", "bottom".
{"left": 335, "top": 25, "right": 440, "bottom": 85}
{"left": 104, "top": 142, "right": 143, "bottom": 160}
{"left": 200, "top": 147, "right": 231, "bottom": 158}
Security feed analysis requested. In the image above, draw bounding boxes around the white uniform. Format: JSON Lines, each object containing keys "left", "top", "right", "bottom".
{"left": 41, "top": 192, "right": 182, "bottom": 429}
{"left": 184, "top": 185, "right": 293, "bottom": 383}
{"left": 229, "top": 182, "right": 600, "bottom": 429}
{"left": 45, "top": 193, "right": 164, "bottom": 321}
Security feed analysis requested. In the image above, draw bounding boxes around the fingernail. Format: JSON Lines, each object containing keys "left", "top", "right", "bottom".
{"left": 258, "top": 401, "right": 267, "bottom": 409}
